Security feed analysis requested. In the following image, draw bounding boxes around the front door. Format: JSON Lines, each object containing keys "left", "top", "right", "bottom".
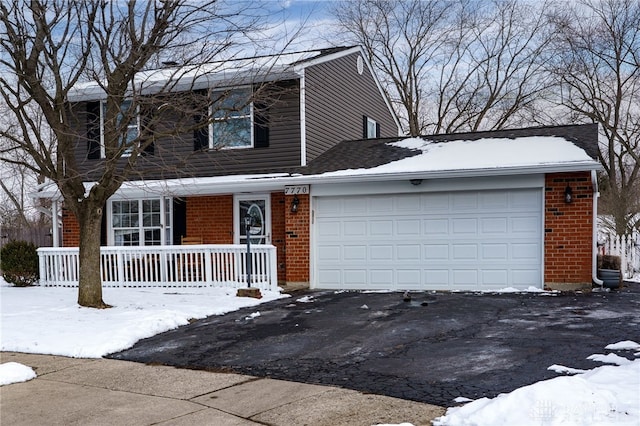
{"left": 234, "top": 194, "right": 271, "bottom": 244}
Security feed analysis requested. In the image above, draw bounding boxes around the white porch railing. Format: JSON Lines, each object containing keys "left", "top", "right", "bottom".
{"left": 37, "top": 244, "right": 278, "bottom": 292}
{"left": 598, "top": 230, "right": 640, "bottom": 279}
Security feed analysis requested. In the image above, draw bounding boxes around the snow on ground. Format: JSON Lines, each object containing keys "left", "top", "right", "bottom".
{"left": 0, "top": 362, "right": 36, "bottom": 385}
{"left": 433, "top": 343, "right": 640, "bottom": 426}
{"left": 0, "top": 278, "right": 287, "bottom": 360}
{"left": 1, "top": 279, "right": 639, "bottom": 426}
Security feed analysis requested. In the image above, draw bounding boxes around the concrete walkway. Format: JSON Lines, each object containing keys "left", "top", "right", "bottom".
{"left": 0, "top": 352, "right": 445, "bottom": 426}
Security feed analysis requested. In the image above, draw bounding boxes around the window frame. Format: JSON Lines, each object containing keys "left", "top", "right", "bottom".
{"left": 100, "top": 99, "right": 140, "bottom": 158}
{"left": 107, "top": 197, "right": 172, "bottom": 246}
{"left": 209, "top": 87, "right": 255, "bottom": 150}
{"left": 365, "top": 116, "right": 378, "bottom": 139}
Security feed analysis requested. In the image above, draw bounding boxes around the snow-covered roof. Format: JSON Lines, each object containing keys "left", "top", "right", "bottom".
{"left": 316, "top": 135, "right": 599, "bottom": 178}
{"left": 34, "top": 124, "right": 601, "bottom": 200}
{"left": 67, "top": 46, "right": 359, "bottom": 102}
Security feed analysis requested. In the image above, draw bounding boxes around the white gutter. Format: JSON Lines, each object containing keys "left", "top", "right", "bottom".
{"left": 32, "top": 161, "right": 602, "bottom": 200}
{"left": 592, "top": 170, "right": 604, "bottom": 287}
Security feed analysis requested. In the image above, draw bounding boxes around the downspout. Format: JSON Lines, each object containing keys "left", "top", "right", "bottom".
{"left": 592, "top": 170, "right": 604, "bottom": 286}
{"left": 299, "top": 70, "right": 307, "bottom": 167}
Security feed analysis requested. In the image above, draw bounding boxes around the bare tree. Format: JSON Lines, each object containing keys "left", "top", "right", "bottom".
{"left": 330, "top": 0, "right": 555, "bottom": 136}
{"left": 331, "top": 0, "right": 450, "bottom": 136}
{"left": 0, "top": 0, "right": 284, "bottom": 307}
{"left": 550, "top": 0, "right": 640, "bottom": 234}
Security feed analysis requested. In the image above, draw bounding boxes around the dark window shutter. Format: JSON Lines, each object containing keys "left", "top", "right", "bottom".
{"left": 193, "top": 89, "right": 209, "bottom": 151}
{"left": 193, "top": 114, "right": 208, "bottom": 151}
{"left": 141, "top": 103, "right": 154, "bottom": 156}
{"left": 86, "top": 101, "right": 101, "bottom": 159}
{"left": 376, "top": 122, "right": 381, "bottom": 138}
{"left": 362, "top": 115, "right": 368, "bottom": 139}
{"left": 253, "top": 102, "right": 269, "bottom": 148}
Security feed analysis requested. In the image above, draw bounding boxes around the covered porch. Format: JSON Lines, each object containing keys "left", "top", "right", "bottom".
{"left": 37, "top": 244, "right": 278, "bottom": 292}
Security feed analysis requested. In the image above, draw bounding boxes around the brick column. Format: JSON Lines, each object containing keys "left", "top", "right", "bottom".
{"left": 61, "top": 209, "right": 80, "bottom": 247}
{"left": 544, "top": 172, "right": 594, "bottom": 290}
{"left": 284, "top": 193, "right": 310, "bottom": 286}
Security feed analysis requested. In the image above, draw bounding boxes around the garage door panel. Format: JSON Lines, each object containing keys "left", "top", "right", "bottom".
{"left": 425, "top": 219, "right": 449, "bottom": 235}
{"left": 315, "top": 189, "right": 542, "bottom": 291}
{"left": 344, "top": 245, "right": 367, "bottom": 260}
{"left": 481, "top": 217, "right": 508, "bottom": 233}
{"left": 424, "top": 244, "right": 449, "bottom": 260}
{"left": 481, "top": 270, "right": 509, "bottom": 286}
{"left": 452, "top": 218, "right": 478, "bottom": 234}
{"left": 397, "top": 245, "right": 421, "bottom": 260}
{"left": 370, "top": 270, "right": 393, "bottom": 285}
{"left": 371, "top": 245, "right": 394, "bottom": 260}
{"left": 397, "top": 269, "right": 422, "bottom": 286}
{"left": 318, "top": 245, "right": 341, "bottom": 261}
{"left": 482, "top": 243, "right": 508, "bottom": 260}
{"left": 512, "top": 243, "right": 539, "bottom": 260}
{"left": 512, "top": 269, "right": 540, "bottom": 286}
{"left": 425, "top": 270, "right": 449, "bottom": 286}
{"left": 453, "top": 193, "right": 478, "bottom": 210}
{"left": 511, "top": 216, "right": 539, "bottom": 234}
{"left": 396, "top": 195, "right": 421, "bottom": 210}
{"left": 370, "top": 220, "right": 393, "bottom": 236}
{"left": 481, "top": 192, "right": 509, "bottom": 210}
{"left": 344, "top": 269, "right": 367, "bottom": 285}
{"left": 453, "top": 269, "right": 478, "bottom": 286}
{"left": 318, "top": 269, "right": 341, "bottom": 286}
{"left": 452, "top": 244, "right": 478, "bottom": 260}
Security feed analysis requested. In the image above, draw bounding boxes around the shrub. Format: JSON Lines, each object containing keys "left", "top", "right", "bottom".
{"left": 1, "top": 240, "right": 39, "bottom": 287}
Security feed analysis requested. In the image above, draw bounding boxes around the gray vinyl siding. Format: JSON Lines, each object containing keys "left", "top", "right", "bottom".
{"left": 75, "top": 81, "right": 301, "bottom": 181}
{"left": 304, "top": 52, "right": 398, "bottom": 162}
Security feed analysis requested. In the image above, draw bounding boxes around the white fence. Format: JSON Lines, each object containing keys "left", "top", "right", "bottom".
{"left": 598, "top": 230, "right": 640, "bottom": 279}
{"left": 37, "top": 244, "right": 278, "bottom": 292}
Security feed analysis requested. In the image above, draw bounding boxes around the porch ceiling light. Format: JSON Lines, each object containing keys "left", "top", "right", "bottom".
{"left": 290, "top": 195, "right": 300, "bottom": 213}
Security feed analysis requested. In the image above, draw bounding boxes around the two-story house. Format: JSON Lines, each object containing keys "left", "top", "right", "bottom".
{"left": 37, "top": 46, "right": 603, "bottom": 292}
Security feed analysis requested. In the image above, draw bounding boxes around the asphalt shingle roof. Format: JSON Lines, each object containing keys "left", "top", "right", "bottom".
{"left": 299, "top": 123, "right": 599, "bottom": 175}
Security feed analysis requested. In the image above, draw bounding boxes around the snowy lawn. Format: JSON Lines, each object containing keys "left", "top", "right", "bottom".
{"left": 1, "top": 279, "right": 639, "bottom": 426}
{"left": 0, "top": 278, "right": 287, "bottom": 359}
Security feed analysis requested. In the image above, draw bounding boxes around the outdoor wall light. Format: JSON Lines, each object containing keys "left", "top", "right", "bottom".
{"left": 410, "top": 179, "right": 423, "bottom": 186}
{"left": 290, "top": 195, "right": 300, "bottom": 213}
{"left": 564, "top": 185, "right": 573, "bottom": 204}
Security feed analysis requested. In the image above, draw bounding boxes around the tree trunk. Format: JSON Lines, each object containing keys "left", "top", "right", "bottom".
{"left": 77, "top": 206, "right": 109, "bottom": 308}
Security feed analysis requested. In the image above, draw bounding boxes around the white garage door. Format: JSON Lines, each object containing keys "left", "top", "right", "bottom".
{"left": 314, "top": 189, "right": 542, "bottom": 291}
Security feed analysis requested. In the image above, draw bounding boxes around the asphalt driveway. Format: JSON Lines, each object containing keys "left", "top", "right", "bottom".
{"left": 108, "top": 284, "right": 640, "bottom": 407}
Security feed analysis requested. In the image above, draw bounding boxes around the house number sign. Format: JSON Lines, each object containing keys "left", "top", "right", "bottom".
{"left": 284, "top": 185, "right": 309, "bottom": 195}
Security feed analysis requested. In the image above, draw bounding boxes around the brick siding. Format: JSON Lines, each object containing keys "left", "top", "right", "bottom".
{"left": 284, "top": 193, "right": 310, "bottom": 283}
{"left": 544, "top": 172, "right": 594, "bottom": 289}
{"left": 185, "top": 195, "right": 233, "bottom": 244}
{"left": 61, "top": 209, "right": 80, "bottom": 247}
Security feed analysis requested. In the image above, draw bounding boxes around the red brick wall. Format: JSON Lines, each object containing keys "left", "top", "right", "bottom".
{"left": 271, "top": 192, "right": 287, "bottom": 283}
{"left": 544, "top": 172, "right": 594, "bottom": 287}
{"left": 285, "top": 193, "right": 310, "bottom": 283}
{"left": 185, "top": 195, "right": 233, "bottom": 244}
{"left": 62, "top": 209, "right": 80, "bottom": 247}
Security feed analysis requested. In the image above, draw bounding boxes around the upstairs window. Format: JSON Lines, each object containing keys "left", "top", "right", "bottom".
{"left": 211, "top": 89, "right": 252, "bottom": 149}
{"left": 86, "top": 100, "right": 140, "bottom": 159}
{"left": 193, "top": 87, "right": 269, "bottom": 151}
{"left": 101, "top": 100, "right": 139, "bottom": 157}
{"left": 363, "top": 116, "right": 380, "bottom": 139}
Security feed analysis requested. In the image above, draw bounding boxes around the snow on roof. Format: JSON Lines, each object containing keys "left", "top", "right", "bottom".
{"left": 67, "top": 47, "right": 359, "bottom": 102}
{"left": 33, "top": 131, "right": 601, "bottom": 201}
{"left": 317, "top": 135, "right": 599, "bottom": 179}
